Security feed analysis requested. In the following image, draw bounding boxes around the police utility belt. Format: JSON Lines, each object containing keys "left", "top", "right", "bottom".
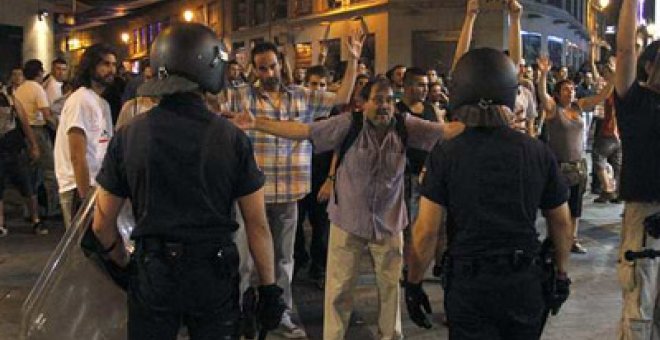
{"left": 446, "top": 250, "right": 539, "bottom": 277}
{"left": 135, "top": 236, "right": 236, "bottom": 261}
{"left": 559, "top": 159, "right": 587, "bottom": 187}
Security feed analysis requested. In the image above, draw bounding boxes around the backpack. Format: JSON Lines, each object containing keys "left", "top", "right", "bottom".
{"left": 0, "top": 93, "right": 17, "bottom": 136}
{"left": 0, "top": 93, "right": 26, "bottom": 152}
{"left": 332, "top": 110, "right": 407, "bottom": 204}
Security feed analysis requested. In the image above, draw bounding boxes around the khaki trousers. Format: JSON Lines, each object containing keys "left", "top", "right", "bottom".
{"left": 324, "top": 224, "right": 403, "bottom": 340}
{"left": 618, "top": 202, "right": 660, "bottom": 340}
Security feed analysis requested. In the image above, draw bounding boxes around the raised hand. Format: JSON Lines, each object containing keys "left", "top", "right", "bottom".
{"left": 506, "top": 0, "right": 522, "bottom": 17}
{"left": 537, "top": 55, "right": 552, "bottom": 74}
{"left": 467, "top": 0, "right": 479, "bottom": 17}
{"left": 346, "top": 27, "right": 366, "bottom": 60}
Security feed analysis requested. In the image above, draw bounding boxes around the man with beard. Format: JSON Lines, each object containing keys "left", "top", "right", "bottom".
{"left": 222, "top": 34, "right": 364, "bottom": 338}
{"left": 232, "top": 77, "right": 464, "bottom": 340}
{"left": 614, "top": 0, "right": 660, "bottom": 337}
{"left": 54, "top": 44, "right": 116, "bottom": 228}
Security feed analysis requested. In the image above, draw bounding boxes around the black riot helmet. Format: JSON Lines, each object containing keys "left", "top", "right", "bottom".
{"left": 138, "top": 23, "right": 228, "bottom": 96}
{"left": 449, "top": 48, "right": 518, "bottom": 111}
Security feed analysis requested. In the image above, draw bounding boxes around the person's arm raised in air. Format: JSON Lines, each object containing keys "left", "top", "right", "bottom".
{"left": 507, "top": 0, "right": 523, "bottom": 67}
{"left": 451, "top": 0, "right": 479, "bottom": 72}
{"left": 537, "top": 56, "right": 557, "bottom": 120}
{"left": 615, "top": 0, "right": 638, "bottom": 98}
{"left": 334, "top": 29, "right": 365, "bottom": 105}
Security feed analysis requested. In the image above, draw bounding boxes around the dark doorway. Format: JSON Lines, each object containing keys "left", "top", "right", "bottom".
{"left": 0, "top": 25, "right": 23, "bottom": 83}
{"left": 412, "top": 31, "right": 456, "bottom": 78}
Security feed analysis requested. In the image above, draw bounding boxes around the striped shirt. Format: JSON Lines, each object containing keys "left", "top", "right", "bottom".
{"left": 225, "top": 84, "right": 335, "bottom": 203}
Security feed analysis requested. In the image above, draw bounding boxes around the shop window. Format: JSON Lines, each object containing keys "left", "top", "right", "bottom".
{"left": 295, "top": 43, "right": 312, "bottom": 68}
{"left": 234, "top": 0, "right": 249, "bottom": 29}
{"left": 254, "top": 0, "right": 267, "bottom": 25}
{"left": 360, "top": 33, "right": 375, "bottom": 71}
{"left": 522, "top": 32, "right": 542, "bottom": 65}
{"left": 322, "top": 38, "right": 341, "bottom": 81}
{"left": 294, "top": 0, "right": 313, "bottom": 17}
{"left": 548, "top": 39, "right": 564, "bottom": 67}
{"left": 274, "top": 0, "right": 288, "bottom": 20}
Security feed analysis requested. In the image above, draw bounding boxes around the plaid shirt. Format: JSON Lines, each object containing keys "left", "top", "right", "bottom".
{"left": 224, "top": 84, "right": 335, "bottom": 203}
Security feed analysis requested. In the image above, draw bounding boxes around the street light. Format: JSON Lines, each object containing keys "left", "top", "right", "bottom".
{"left": 120, "top": 32, "right": 130, "bottom": 44}
{"left": 597, "top": 0, "right": 610, "bottom": 9}
{"left": 183, "top": 10, "right": 194, "bottom": 22}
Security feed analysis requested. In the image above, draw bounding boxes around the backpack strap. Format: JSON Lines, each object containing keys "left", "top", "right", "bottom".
{"left": 333, "top": 111, "right": 363, "bottom": 205}
{"left": 393, "top": 112, "right": 408, "bottom": 148}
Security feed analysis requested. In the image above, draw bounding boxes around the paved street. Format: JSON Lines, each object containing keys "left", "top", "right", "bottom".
{"left": 0, "top": 193, "right": 624, "bottom": 339}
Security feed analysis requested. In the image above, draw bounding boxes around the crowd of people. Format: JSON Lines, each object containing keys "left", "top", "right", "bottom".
{"left": 3, "top": 0, "right": 660, "bottom": 339}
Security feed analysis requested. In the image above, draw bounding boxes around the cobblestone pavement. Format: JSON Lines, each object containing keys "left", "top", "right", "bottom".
{"left": 0, "top": 193, "right": 624, "bottom": 339}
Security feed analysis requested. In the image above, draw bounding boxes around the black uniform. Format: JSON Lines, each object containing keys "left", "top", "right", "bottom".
{"left": 420, "top": 126, "right": 568, "bottom": 339}
{"left": 96, "top": 93, "right": 264, "bottom": 340}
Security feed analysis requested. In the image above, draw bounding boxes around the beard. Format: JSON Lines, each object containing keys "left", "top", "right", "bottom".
{"left": 262, "top": 76, "right": 280, "bottom": 90}
{"left": 92, "top": 72, "right": 115, "bottom": 87}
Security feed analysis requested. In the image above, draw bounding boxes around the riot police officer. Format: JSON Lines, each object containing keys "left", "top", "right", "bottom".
{"left": 90, "top": 23, "right": 285, "bottom": 339}
{"left": 405, "top": 48, "right": 574, "bottom": 339}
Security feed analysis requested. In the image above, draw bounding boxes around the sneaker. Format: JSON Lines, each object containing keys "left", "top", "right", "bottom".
{"left": 0, "top": 225, "right": 7, "bottom": 237}
{"left": 275, "top": 312, "right": 307, "bottom": 339}
{"left": 571, "top": 241, "right": 587, "bottom": 254}
{"left": 33, "top": 221, "right": 48, "bottom": 235}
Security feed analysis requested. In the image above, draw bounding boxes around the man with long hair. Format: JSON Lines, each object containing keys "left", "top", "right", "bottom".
{"left": 54, "top": 44, "right": 116, "bottom": 228}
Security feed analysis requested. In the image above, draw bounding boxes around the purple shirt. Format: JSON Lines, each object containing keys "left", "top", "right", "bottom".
{"left": 310, "top": 112, "right": 444, "bottom": 240}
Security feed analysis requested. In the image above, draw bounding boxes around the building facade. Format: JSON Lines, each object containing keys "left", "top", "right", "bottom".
{"left": 58, "top": 0, "right": 608, "bottom": 77}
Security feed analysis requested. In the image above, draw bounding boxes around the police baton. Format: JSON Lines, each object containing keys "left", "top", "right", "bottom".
{"left": 625, "top": 249, "right": 660, "bottom": 261}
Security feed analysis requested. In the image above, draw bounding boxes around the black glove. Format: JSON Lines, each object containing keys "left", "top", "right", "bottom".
{"left": 257, "top": 284, "right": 287, "bottom": 331}
{"left": 549, "top": 276, "right": 571, "bottom": 315}
{"left": 405, "top": 281, "right": 433, "bottom": 329}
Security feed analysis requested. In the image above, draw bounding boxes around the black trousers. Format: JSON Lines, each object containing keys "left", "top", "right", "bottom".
{"left": 445, "top": 260, "right": 545, "bottom": 340}
{"left": 128, "top": 239, "right": 241, "bottom": 340}
{"left": 294, "top": 192, "right": 329, "bottom": 273}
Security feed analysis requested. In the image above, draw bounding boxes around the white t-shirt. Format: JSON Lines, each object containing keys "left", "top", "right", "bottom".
{"left": 54, "top": 87, "right": 113, "bottom": 193}
{"left": 43, "top": 76, "right": 63, "bottom": 105}
{"left": 513, "top": 85, "right": 537, "bottom": 132}
{"left": 14, "top": 80, "right": 49, "bottom": 126}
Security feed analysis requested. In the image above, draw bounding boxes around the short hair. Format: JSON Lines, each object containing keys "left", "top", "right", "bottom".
{"left": 251, "top": 42, "right": 279, "bottom": 65}
{"left": 638, "top": 40, "right": 660, "bottom": 81}
{"left": 305, "top": 65, "right": 328, "bottom": 82}
{"left": 386, "top": 64, "right": 406, "bottom": 80}
{"left": 52, "top": 58, "right": 67, "bottom": 66}
{"left": 139, "top": 59, "right": 151, "bottom": 74}
{"left": 355, "top": 74, "right": 369, "bottom": 84}
{"left": 23, "top": 59, "right": 44, "bottom": 80}
{"left": 72, "top": 43, "right": 116, "bottom": 89}
{"left": 403, "top": 67, "right": 427, "bottom": 86}
{"left": 359, "top": 78, "right": 393, "bottom": 101}
{"left": 552, "top": 79, "right": 575, "bottom": 99}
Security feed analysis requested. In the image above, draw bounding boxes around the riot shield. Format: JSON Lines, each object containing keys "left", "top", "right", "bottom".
{"left": 21, "top": 189, "right": 136, "bottom": 340}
